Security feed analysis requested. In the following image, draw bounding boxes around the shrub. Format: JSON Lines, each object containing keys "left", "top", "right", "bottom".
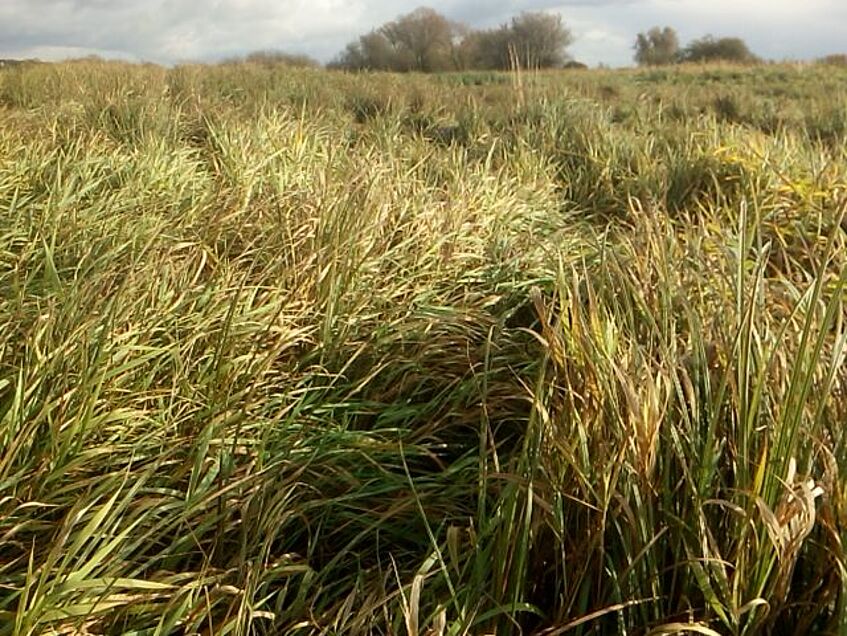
{"left": 680, "top": 35, "right": 758, "bottom": 64}
{"left": 222, "top": 50, "right": 320, "bottom": 68}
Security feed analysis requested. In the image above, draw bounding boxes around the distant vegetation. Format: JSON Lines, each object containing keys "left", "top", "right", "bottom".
{"left": 0, "top": 59, "right": 846, "bottom": 635}
{"left": 680, "top": 35, "right": 758, "bottom": 64}
{"left": 0, "top": 58, "right": 40, "bottom": 68}
{"left": 330, "top": 9, "right": 763, "bottom": 72}
{"left": 3, "top": 7, "right": 843, "bottom": 73}
{"left": 633, "top": 26, "right": 680, "bottom": 66}
{"left": 221, "top": 50, "right": 320, "bottom": 68}
{"left": 819, "top": 53, "right": 847, "bottom": 67}
{"left": 635, "top": 27, "right": 758, "bottom": 65}
{"left": 330, "top": 8, "right": 574, "bottom": 72}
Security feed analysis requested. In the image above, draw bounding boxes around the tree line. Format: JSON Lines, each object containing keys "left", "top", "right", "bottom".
{"left": 325, "top": 8, "right": 762, "bottom": 72}
{"left": 223, "top": 7, "right": 847, "bottom": 72}
{"left": 633, "top": 27, "right": 757, "bottom": 66}
{"left": 328, "top": 8, "right": 574, "bottom": 72}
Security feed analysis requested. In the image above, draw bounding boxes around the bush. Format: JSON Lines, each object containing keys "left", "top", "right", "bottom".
{"left": 223, "top": 50, "right": 320, "bottom": 68}
{"left": 680, "top": 35, "right": 758, "bottom": 64}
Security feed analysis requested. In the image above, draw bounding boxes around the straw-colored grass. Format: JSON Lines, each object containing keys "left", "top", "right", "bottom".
{"left": 0, "top": 60, "right": 845, "bottom": 635}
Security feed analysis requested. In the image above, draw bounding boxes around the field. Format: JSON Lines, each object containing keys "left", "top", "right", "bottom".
{"left": 0, "top": 61, "right": 845, "bottom": 635}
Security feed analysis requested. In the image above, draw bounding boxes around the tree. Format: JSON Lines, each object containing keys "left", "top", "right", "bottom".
{"left": 680, "top": 36, "right": 757, "bottom": 64}
{"left": 507, "top": 11, "right": 573, "bottom": 68}
{"left": 331, "top": 7, "right": 464, "bottom": 72}
{"left": 330, "top": 30, "right": 402, "bottom": 71}
{"left": 332, "top": 7, "right": 573, "bottom": 73}
{"left": 468, "top": 11, "right": 573, "bottom": 70}
{"left": 464, "top": 27, "right": 511, "bottom": 70}
{"left": 446, "top": 22, "right": 473, "bottom": 71}
{"left": 634, "top": 27, "right": 680, "bottom": 66}
{"left": 380, "top": 7, "right": 460, "bottom": 72}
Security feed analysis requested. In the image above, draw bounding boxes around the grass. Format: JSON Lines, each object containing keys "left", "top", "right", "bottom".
{"left": 0, "top": 59, "right": 845, "bottom": 635}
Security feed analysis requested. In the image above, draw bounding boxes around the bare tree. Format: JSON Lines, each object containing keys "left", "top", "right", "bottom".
{"left": 464, "top": 28, "right": 511, "bottom": 70}
{"left": 507, "top": 11, "right": 573, "bottom": 68}
{"left": 330, "top": 30, "right": 400, "bottom": 71}
{"left": 380, "top": 7, "right": 460, "bottom": 72}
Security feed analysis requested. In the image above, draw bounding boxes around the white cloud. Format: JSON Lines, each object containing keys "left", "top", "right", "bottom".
{"left": 558, "top": 0, "right": 846, "bottom": 66}
{"left": 561, "top": 15, "right": 633, "bottom": 66}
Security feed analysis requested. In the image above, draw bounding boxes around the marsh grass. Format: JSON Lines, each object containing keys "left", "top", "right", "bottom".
{"left": 0, "top": 61, "right": 845, "bottom": 634}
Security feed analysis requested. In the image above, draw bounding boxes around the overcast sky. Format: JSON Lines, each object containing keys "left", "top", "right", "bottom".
{"left": 1, "top": 0, "right": 845, "bottom": 68}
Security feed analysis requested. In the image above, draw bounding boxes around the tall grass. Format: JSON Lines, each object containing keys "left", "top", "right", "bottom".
{"left": 0, "top": 60, "right": 845, "bottom": 634}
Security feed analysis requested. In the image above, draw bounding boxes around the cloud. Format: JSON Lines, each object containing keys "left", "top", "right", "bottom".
{"left": 0, "top": 0, "right": 364, "bottom": 62}
{"left": 553, "top": 0, "right": 846, "bottom": 65}
{"left": 0, "top": 0, "right": 844, "bottom": 66}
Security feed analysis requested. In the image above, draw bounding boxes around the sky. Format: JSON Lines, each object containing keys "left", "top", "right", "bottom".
{"left": 0, "top": 0, "right": 845, "bottom": 68}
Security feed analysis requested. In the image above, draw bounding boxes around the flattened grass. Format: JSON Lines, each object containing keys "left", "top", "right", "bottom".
{"left": 0, "top": 61, "right": 845, "bottom": 634}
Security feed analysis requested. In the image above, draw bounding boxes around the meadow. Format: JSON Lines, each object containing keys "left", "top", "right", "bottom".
{"left": 0, "top": 60, "right": 845, "bottom": 635}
